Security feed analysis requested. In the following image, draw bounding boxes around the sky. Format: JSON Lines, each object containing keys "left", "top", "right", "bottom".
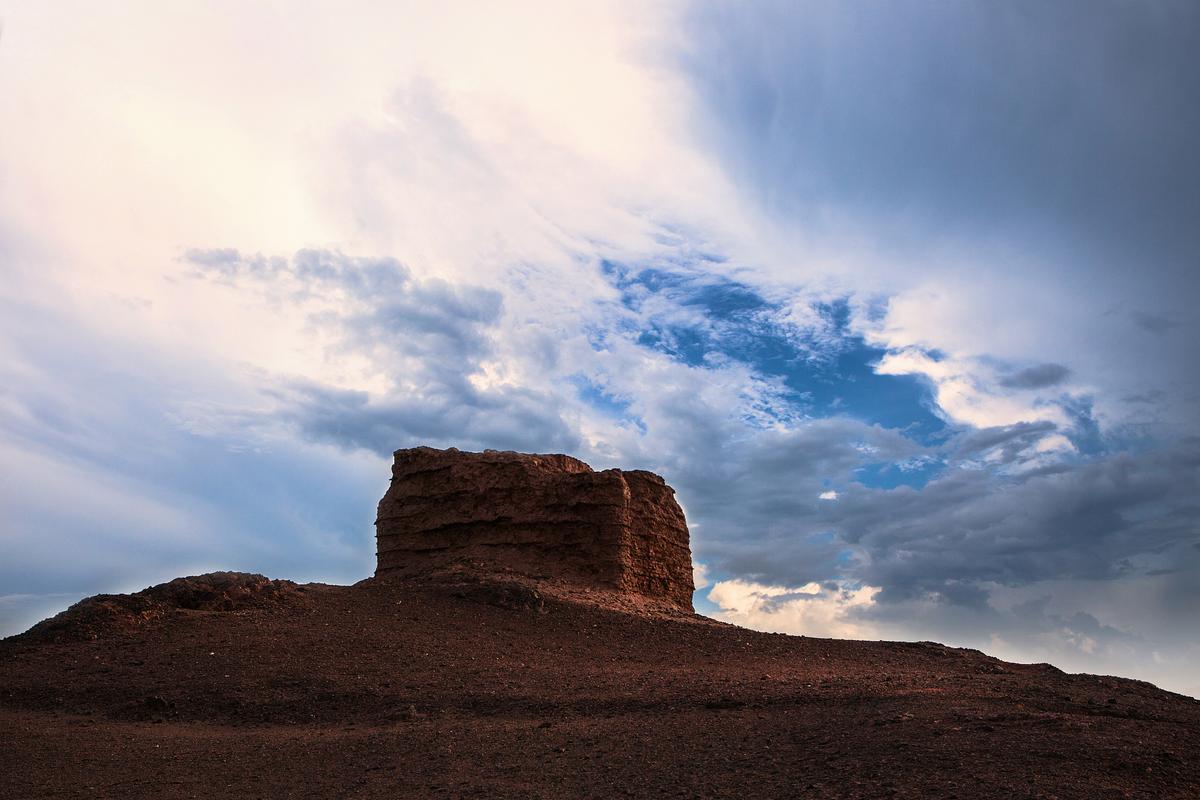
{"left": 1, "top": 2, "right": 1197, "bottom": 696}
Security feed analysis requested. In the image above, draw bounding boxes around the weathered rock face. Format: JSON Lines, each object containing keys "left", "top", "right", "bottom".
{"left": 375, "top": 447, "right": 695, "bottom": 611}
{"left": 19, "top": 573, "right": 309, "bottom": 643}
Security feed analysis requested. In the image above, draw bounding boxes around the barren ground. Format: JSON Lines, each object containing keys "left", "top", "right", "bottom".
{"left": 2, "top": 573, "right": 1198, "bottom": 799}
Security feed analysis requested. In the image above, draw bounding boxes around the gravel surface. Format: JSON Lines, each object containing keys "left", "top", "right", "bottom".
{"left": 3, "top": 573, "right": 1197, "bottom": 799}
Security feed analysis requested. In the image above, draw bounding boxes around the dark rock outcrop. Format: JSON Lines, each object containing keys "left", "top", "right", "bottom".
{"left": 375, "top": 447, "right": 695, "bottom": 611}
{"left": 18, "top": 572, "right": 308, "bottom": 643}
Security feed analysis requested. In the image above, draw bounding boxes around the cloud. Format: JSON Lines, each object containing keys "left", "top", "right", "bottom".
{"left": 1130, "top": 310, "right": 1180, "bottom": 336}
{"left": 707, "top": 578, "right": 881, "bottom": 639}
{"left": 706, "top": 569, "right": 1200, "bottom": 697}
{"left": 838, "top": 443, "right": 1200, "bottom": 600}
{"left": 666, "top": 412, "right": 1199, "bottom": 604}
{"left": 999, "top": 363, "right": 1071, "bottom": 390}
{"left": 680, "top": 1, "right": 1200, "bottom": 270}
{"left": 181, "top": 247, "right": 586, "bottom": 456}
{"left": 185, "top": 242, "right": 1186, "bottom": 638}
{"left": 949, "top": 420, "right": 1060, "bottom": 464}
{"left": 268, "top": 379, "right": 579, "bottom": 457}
{"left": 679, "top": 1, "right": 1200, "bottom": 434}
{"left": 856, "top": 573, "right": 1200, "bottom": 697}
{"left": 649, "top": 415, "right": 931, "bottom": 586}
{"left": 0, "top": 282, "right": 384, "bottom": 601}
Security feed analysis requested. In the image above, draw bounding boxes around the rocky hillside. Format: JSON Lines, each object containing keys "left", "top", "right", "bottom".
{"left": 4, "top": 572, "right": 1199, "bottom": 798}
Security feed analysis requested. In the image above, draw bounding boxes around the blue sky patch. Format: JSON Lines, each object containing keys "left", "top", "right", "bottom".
{"left": 569, "top": 374, "right": 646, "bottom": 433}
{"left": 602, "top": 262, "right": 945, "bottom": 442}
{"left": 855, "top": 458, "right": 945, "bottom": 490}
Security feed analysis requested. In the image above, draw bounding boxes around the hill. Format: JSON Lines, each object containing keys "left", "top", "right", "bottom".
{"left": 3, "top": 448, "right": 1198, "bottom": 798}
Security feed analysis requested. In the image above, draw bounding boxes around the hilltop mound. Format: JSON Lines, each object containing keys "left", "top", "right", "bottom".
{"left": 17, "top": 572, "right": 310, "bottom": 643}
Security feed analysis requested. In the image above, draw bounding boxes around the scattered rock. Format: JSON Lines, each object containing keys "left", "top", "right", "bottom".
{"left": 144, "top": 695, "right": 173, "bottom": 712}
{"left": 452, "top": 582, "right": 546, "bottom": 613}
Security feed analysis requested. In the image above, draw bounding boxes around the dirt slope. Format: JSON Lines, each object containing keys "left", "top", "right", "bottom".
{"left": 2, "top": 572, "right": 1198, "bottom": 799}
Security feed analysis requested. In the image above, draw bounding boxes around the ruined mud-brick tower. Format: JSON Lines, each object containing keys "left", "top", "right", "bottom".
{"left": 375, "top": 447, "right": 695, "bottom": 611}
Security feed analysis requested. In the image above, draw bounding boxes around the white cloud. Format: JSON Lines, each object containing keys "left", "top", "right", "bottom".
{"left": 818, "top": 490, "right": 838, "bottom": 501}
{"left": 872, "top": 347, "right": 1070, "bottom": 431}
{"left": 0, "top": 2, "right": 747, "bottom": 399}
{"left": 707, "top": 579, "right": 882, "bottom": 639}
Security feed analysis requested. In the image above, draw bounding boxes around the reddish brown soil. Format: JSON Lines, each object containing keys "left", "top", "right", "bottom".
{"left": 3, "top": 572, "right": 1198, "bottom": 799}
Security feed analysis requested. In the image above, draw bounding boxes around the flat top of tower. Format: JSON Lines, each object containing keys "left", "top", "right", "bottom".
{"left": 391, "top": 446, "right": 595, "bottom": 474}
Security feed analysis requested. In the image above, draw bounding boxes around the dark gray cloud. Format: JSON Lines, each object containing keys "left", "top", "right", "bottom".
{"left": 1130, "top": 310, "right": 1180, "bottom": 336}
{"left": 854, "top": 587, "right": 1144, "bottom": 663}
{"left": 837, "top": 442, "right": 1200, "bottom": 602}
{"left": 949, "top": 420, "right": 1057, "bottom": 463}
{"left": 656, "top": 416, "right": 929, "bottom": 585}
{"left": 266, "top": 380, "right": 579, "bottom": 457}
{"left": 680, "top": 1, "right": 1200, "bottom": 292}
{"left": 999, "top": 364, "right": 1070, "bottom": 390}
{"left": 670, "top": 406, "right": 1199, "bottom": 608}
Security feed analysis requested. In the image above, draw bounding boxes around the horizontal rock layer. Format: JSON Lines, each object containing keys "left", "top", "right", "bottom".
{"left": 375, "top": 447, "right": 694, "bottom": 611}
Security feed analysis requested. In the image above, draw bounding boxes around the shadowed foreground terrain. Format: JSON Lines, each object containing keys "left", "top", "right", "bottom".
{"left": 3, "top": 570, "right": 1199, "bottom": 799}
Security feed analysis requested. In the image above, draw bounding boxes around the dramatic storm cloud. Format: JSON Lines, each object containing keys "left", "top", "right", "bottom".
{"left": 1, "top": 2, "right": 1197, "bottom": 696}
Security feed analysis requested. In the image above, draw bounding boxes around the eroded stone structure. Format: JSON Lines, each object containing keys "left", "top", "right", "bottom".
{"left": 375, "top": 447, "right": 695, "bottom": 611}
